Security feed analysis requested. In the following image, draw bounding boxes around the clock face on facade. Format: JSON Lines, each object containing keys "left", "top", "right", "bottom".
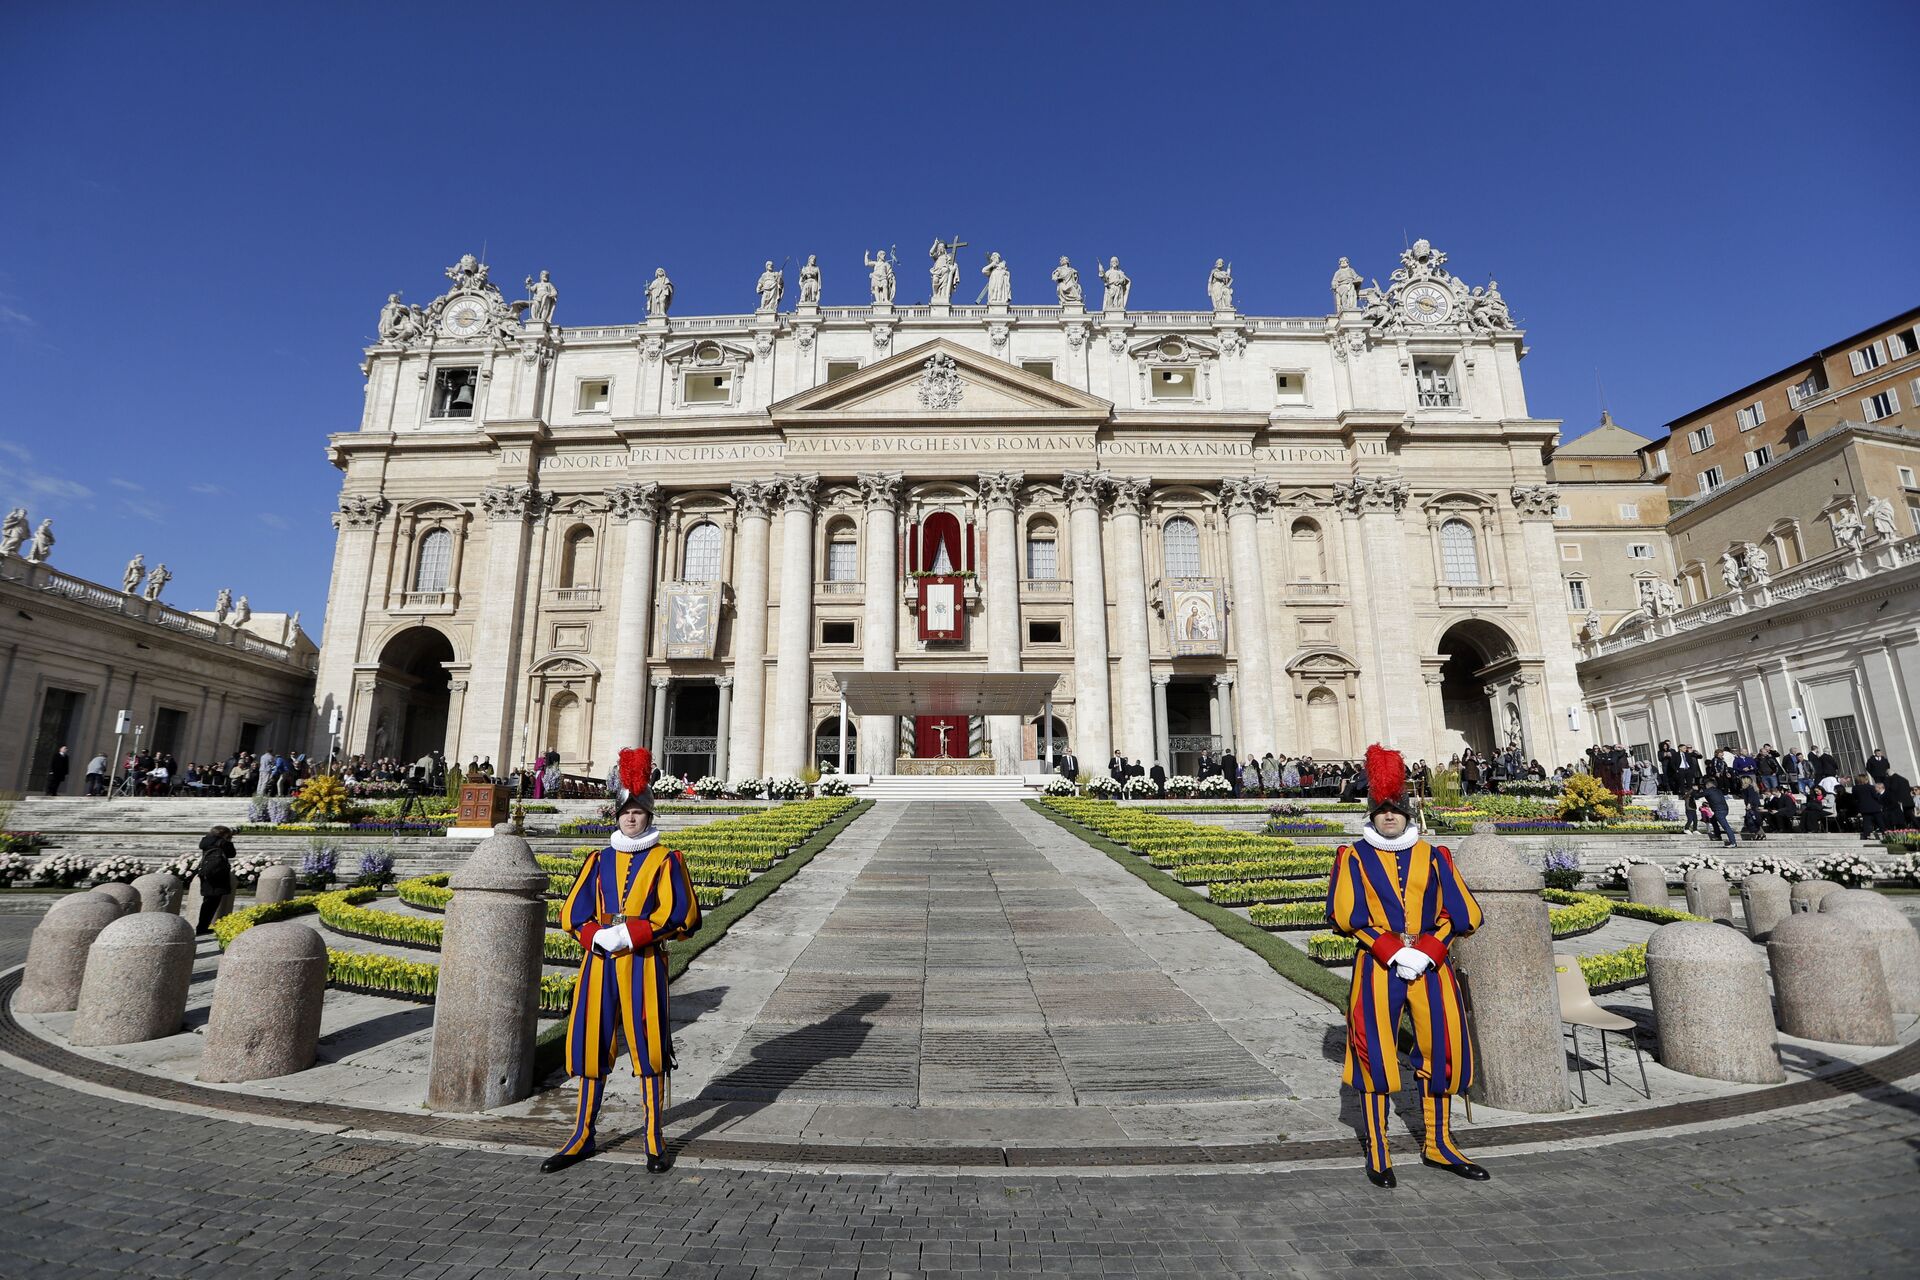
{"left": 440, "top": 296, "right": 488, "bottom": 338}
{"left": 1401, "top": 283, "right": 1453, "bottom": 326}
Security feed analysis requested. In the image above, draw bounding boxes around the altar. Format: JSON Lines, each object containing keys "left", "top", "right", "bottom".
{"left": 829, "top": 669, "right": 1063, "bottom": 775}
{"left": 894, "top": 756, "right": 996, "bottom": 777}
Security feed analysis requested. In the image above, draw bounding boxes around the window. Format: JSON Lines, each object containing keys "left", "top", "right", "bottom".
{"left": 1899, "top": 467, "right": 1917, "bottom": 489}
{"left": 1025, "top": 521, "right": 1058, "bottom": 579}
{"left": 683, "top": 370, "right": 733, "bottom": 404}
{"left": 1560, "top": 543, "right": 1582, "bottom": 561}
{"left": 1686, "top": 425, "right": 1715, "bottom": 453}
{"left": 1698, "top": 466, "right": 1725, "bottom": 493}
{"left": 1889, "top": 327, "right": 1918, "bottom": 358}
{"left": 576, "top": 379, "right": 610, "bottom": 413}
{"left": 1163, "top": 516, "right": 1201, "bottom": 577}
{"left": 431, "top": 367, "right": 478, "bottom": 418}
{"left": 1910, "top": 502, "right": 1920, "bottom": 534}
{"left": 1275, "top": 370, "right": 1308, "bottom": 404}
{"left": 1652, "top": 448, "right": 1669, "bottom": 474}
{"left": 1617, "top": 502, "right": 1639, "bottom": 520}
{"left": 1627, "top": 543, "right": 1654, "bottom": 559}
{"left": 1020, "top": 360, "right": 1055, "bottom": 380}
{"left": 1290, "top": 518, "right": 1326, "bottom": 580}
{"left": 1554, "top": 503, "right": 1571, "bottom": 520}
{"left": 1743, "top": 446, "right": 1773, "bottom": 472}
{"left": 682, "top": 521, "right": 722, "bottom": 580}
{"left": 1713, "top": 731, "right": 1740, "bottom": 753}
{"left": 820, "top": 620, "right": 856, "bottom": 646}
{"left": 1850, "top": 343, "right": 1883, "bottom": 376}
{"left": 825, "top": 522, "right": 859, "bottom": 582}
{"left": 151, "top": 707, "right": 188, "bottom": 756}
{"left": 1027, "top": 620, "right": 1063, "bottom": 645}
{"left": 1439, "top": 518, "right": 1479, "bottom": 584}
{"left": 1149, "top": 367, "right": 1197, "bottom": 399}
{"left": 1414, "top": 360, "right": 1457, "bottom": 407}
{"left": 414, "top": 528, "right": 451, "bottom": 591}
{"left": 1735, "top": 402, "right": 1766, "bottom": 431}
{"left": 826, "top": 360, "right": 860, "bottom": 383}
{"left": 559, "top": 526, "right": 595, "bottom": 587}
{"left": 1823, "top": 715, "right": 1865, "bottom": 776}
{"left": 1863, "top": 389, "right": 1899, "bottom": 422}
{"left": 1566, "top": 578, "right": 1588, "bottom": 609}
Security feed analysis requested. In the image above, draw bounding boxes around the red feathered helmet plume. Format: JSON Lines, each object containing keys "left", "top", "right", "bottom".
{"left": 615, "top": 747, "right": 654, "bottom": 813}
{"left": 1364, "top": 744, "right": 1412, "bottom": 818}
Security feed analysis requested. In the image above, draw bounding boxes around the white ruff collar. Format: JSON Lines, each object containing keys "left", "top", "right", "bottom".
{"left": 1361, "top": 823, "right": 1421, "bottom": 852}
{"left": 610, "top": 827, "right": 660, "bottom": 853}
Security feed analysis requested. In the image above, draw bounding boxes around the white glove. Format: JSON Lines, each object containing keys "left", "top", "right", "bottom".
{"left": 1389, "top": 946, "right": 1433, "bottom": 982}
{"left": 592, "top": 922, "right": 631, "bottom": 955}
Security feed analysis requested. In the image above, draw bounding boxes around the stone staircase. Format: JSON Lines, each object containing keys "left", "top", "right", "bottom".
{"left": 855, "top": 774, "right": 1041, "bottom": 803}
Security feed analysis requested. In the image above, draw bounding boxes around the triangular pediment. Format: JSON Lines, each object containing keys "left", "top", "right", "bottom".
{"left": 770, "top": 339, "right": 1111, "bottom": 423}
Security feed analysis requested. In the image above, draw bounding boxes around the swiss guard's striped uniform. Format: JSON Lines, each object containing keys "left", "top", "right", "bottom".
{"left": 552, "top": 833, "right": 701, "bottom": 1164}
{"left": 1325, "top": 830, "right": 1484, "bottom": 1177}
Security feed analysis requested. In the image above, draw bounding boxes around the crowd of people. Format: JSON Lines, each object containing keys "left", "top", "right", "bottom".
{"left": 46, "top": 747, "right": 319, "bottom": 797}
{"left": 1642, "top": 739, "right": 1912, "bottom": 847}
{"left": 1066, "top": 743, "right": 1557, "bottom": 802}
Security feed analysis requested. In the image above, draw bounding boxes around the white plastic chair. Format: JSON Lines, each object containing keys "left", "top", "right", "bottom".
{"left": 1554, "top": 953, "right": 1650, "bottom": 1102}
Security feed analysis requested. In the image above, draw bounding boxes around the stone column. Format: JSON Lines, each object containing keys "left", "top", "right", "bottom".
{"left": 1215, "top": 673, "right": 1236, "bottom": 753}
{"left": 858, "top": 472, "right": 903, "bottom": 774}
{"left": 1219, "top": 478, "right": 1277, "bottom": 754}
{"left": 1646, "top": 921, "right": 1784, "bottom": 1083}
{"left": 131, "top": 872, "right": 182, "bottom": 914}
{"left": 1740, "top": 872, "right": 1792, "bottom": 941}
{"left": 199, "top": 921, "right": 329, "bottom": 1082}
{"left": 255, "top": 865, "right": 296, "bottom": 905}
{"left": 713, "top": 677, "right": 733, "bottom": 779}
{"left": 311, "top": 494, "right": 388, "bottom": 756}
{"left": 725, "top": 481, "right": 777, "bottom": 783}
{"left": 16, "top": 893, "right": 122, "bottom": 1014}
{"left": 1152, "top": 673, "right": 1172, "bottom": 770}
{"left": 979, "top": 471, "right": 1025, "bottom": 773}
{"left": 71, "top": 913, "right": 196, "bottom": 1047}
{"left": 648, "top": 675, "right": 670, "bottom": 760}
{"left": 463, "top": 484, "right": 549, "bottom": 765}
{"left": 1767, "top": 914, "right": 1897, "bottom": 1046}
{"left": 1684, "top": 867, "right": 1732, "bottom": 922}
{"left": 1626, "top": 864, "right": 1669, "bottom": 910}
{"left": 1448, "top": 826, "right": 1571, "bottom": 1113}
{"left": 605, "top": 482, "right": 663, "bottom": 753}
{"left": 1063, "top": 469, "right": 1113, "bottom": 769}
{"left": 1337, "top": 475, "right": 1424, "bottom": 748}
{"left": 1510, "top": 485, "right": 1585, "bottom": 765}
{"left": 1107, "top": 475, "right": 1157, "bottom": 763}
{"left": 767, "top": 474, "right": 820, "bottom": 779}
{"left": 426, "top": 828, "right": 548, "bottom": 1111}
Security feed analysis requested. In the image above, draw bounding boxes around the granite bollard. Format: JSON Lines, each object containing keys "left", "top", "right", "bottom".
{"left": 1739, "top": 872, "right": 1791, "bottom": 941}
{"left": 90, "top": 881, "right": 141, "bottom": 917}
{"left": 1626, "top": 863, "right": 1669, "bottom": 910}
{"left": 1684, "top": 868, "right": 1732, "bottom": 922}
{"left": 425, "top": 826, "right": 548, "bottom": 1111}
{"left": 1820, "top": 890, "right": 1920, "bottom": 1015}
{"left": 1444, "top": 824, "right": 1570, "bottom": 1113}
{"left": 180, "top": 877, "right": 235, "bottom": 928}
{"left": 198, "top": 921, "right": 329, "bottom": 1082}
{"left": 1766, "top": 914, "right": 1896, "bottom": 1045}
{"left": 1646, "top": 921, "right": 1784, "bottom": 1083}
{"left": 1790, "top": 879, "right": 1843, "bottom": 915}
{"left": 15, "top": 893, "right": 122, "bottom": 1014}
{"left": 70, "top": 913, "right": 196, "bottom": 1046}
{"left": 254, "top": 866, "right": 296, "bottom": 905}
{"left": 130, "top": 872, "right": 183, "bottom": 914}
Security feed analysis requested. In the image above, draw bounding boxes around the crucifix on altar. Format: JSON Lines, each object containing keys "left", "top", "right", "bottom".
{"left": 932, "top": 722, "right": 953, "bottom": 757}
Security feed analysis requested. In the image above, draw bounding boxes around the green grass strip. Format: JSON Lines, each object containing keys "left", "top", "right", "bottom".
{"left": 530, "top": 797, "right": 873, "bottom": 1077}
{"left": 1025, "top": 799, "right": 1347, "bottom": 1006}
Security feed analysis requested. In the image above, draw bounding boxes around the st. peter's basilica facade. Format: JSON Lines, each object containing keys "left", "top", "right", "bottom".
{"left": 314, "top": 241, "right": 1582, "bottom": 781}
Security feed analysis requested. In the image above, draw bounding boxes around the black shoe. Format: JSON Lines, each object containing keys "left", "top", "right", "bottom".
{"left": 540, "top": 1147, "right": 594, "bottom": 1174}
{"left": 1364, "top": 1166, "right": 1396, "bottom": 1188}
{"left": 647, "top": 1151, "right": 673, "bottom": 1174}
{"left": 1421, "top": 1156, "right": 1491, "bottom": 1181}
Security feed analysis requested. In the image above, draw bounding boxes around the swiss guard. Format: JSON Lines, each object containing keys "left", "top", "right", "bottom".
{"left": 1324, "top": 744, "right": 1488, "bottom": 1188}
{"left": 541, "top": 748, "right": 701, "bottom": 1174}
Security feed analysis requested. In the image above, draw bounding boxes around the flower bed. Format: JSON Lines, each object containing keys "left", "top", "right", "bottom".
{"left": 234, "top": 821, "right": 448, "bottom": 836}
{"left": 1173, "top": 857, "right": 1334, "bottom": 885}
{"left": 1810, "top": 853, "right": 1881, "bottom": 888}
{"left": 1261, "top": 820, "right": 1348, "bottom": 836}
{"left": 1246, "top": 901, "right": 1326, "bottom": 928}
{"left": 1210, "top": 876, "right": 1335, "bottom": 907}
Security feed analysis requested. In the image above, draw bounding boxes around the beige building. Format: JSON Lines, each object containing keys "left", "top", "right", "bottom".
{"left": 313, "top": 241, "right": 1592, "bottom": 783}
{"left": 1545, "top": 413, "right": 1677, "bottom": 642}
{"left": 0, "top": 554, "right": 317, "bottom": 792}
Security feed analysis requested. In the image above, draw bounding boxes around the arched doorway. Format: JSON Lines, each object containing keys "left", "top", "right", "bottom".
{"left": 374, "top": 627, "right": 455, "bottom": 762}
{"left": 1434, "top": 620, "right": 1517, "bottom": 760}
{"left": 814, "top": 714, "right": 857, "bottom": 772}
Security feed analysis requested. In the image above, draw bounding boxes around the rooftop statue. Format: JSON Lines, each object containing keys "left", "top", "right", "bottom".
{"left": 979, "top": 252, "right": 1011, "bottom": 307}
{"left": 928, "top": 237, "right": 965, "bottom": 306}
{"left": 1098, "top": 256, "right": 1130, "bottom": 311}
{"left": 521, "top": 270, "right": 558, "bottom": 323}
{"left": 0, "top": 508, "right": 28, "bottom": 559}
{"left": 754, "top": 260, "right": 784, "bottom": 313}
{"left": 1207, "top": 259, "right": 1234, "bottom": 311}
{"left": 646, "top": 267, "right": 674, "bottom": 318}
{"left": 142, "top": 563, "right": 171, "bottom": 601}
{"left": 122, "top": 554, "right": 145, "bottom": 594}
{"left": 25, "top": 518, "right": 53, "bottom": 565}
{"left": 1051, "top": 256, "right": 1082, "bottom": 306}
{"left": 863, "top": 249, "right": 896, "bottom": 305}
{"left": 1330, "top": 257, "right": 1362, "bottom": 312}
{"left": 797, "top": 254, "right": 821, "bottom": 305}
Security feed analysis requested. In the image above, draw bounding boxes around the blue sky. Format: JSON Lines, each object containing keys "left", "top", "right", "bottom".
{"left": 3, "top": 2, "right": 1916, "bottom": 627}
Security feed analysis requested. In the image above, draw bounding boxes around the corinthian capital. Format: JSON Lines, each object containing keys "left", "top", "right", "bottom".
{"left": 478, "top": 483, "right": 546, "bottom": 523}
{"left": 607, "top": 481, "right": 663, "bottom": 522}
{"left": 777, "top": 473, "right": 820, "bottom": 512}
{"left": 975, "top": 470, "right": 1025, "bottom": 512}
{"left": 856, "top": 470, "right": 905, "bottom": 511}
{"left": 1509, "top": 483, "right": 1560, "bottom": 519}
{"left": 1218, "top": 476, "right": 1273, "bottom": 516}
{"left": 1106, "top": 475, "right": 1152, "bottom": 517}
{"left": 1332, "top": 473, "right": 1410, "bottom": 516}
{"left": 1061, "top": 468, "right": 1110, "bottom": 511}
{"left": 730, "top": 479, "right": 780, "bottom": 518}
{"left": 333, "top": 493, "right": 389, "bottom": 530}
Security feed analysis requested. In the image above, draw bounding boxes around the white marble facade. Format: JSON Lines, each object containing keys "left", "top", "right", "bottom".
{"left": 315, "top": 243, "right": 1585, "bottom": 780}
